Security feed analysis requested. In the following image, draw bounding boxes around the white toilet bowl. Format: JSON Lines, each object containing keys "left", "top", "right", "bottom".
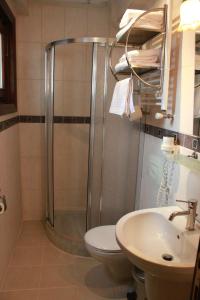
{"left": 84, "top": 225, "right": 132, "bottom": 282}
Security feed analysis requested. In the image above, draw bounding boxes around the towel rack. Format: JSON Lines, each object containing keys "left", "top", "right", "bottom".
{"left": 109, "top": 41, "right": 159, "bottom": 82}
{"left": 124, "top": 7, "right": 167, "bottom": 89}
{"left": 109, "top": 3, "right": 172, "bottom": 111}
{"left": 109, "top": 6, "right": 167, "bottom": 88}
{"left": 109, "top": 40, "right": 120, "bottom": 82}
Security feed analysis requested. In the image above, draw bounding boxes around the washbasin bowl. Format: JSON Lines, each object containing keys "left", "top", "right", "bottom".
{"left": 116, "top": 206, "right": 200, "bottom": 281}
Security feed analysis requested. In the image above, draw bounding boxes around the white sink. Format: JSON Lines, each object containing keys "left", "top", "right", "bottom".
{"left": 116, "top": 206, "right": 200, "bottom": 300}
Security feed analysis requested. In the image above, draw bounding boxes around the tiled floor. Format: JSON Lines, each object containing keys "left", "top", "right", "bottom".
{"left": 54, "top": 210, "right": 86, "bottom": 240}
{"left": 0, "top": 221, "right": 129, "bottom": 300}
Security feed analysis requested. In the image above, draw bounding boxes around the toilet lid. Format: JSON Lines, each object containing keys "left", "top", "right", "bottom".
{"left": 84, "top": 225, "right": 121, "bottom": 253}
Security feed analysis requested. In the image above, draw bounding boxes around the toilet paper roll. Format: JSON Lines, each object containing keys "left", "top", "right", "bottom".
{"left": 0, "top": 201, "right": 5, "bottom": 215}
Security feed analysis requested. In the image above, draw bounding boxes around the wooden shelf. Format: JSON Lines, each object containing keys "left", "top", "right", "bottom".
{"left": 114, "top": 64, "right": 158, "bottom": 76}
{"left": 116, "top": 26, "right": 163, "bottom": 46}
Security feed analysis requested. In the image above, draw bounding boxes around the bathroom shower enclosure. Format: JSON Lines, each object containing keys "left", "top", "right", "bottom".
{"left": 45, "top": 37, "right": 142, "bottom": 255}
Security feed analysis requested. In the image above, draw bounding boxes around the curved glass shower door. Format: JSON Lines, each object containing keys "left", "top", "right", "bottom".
{"left": 45, "top": 38, "right": 143, "bottom": 256}
{"left": 45, "top": 38, "right": 109, "bottom": 255}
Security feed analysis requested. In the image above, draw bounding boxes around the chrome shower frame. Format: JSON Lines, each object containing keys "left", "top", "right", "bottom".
{"left": 44, "top": 37, "right": 113, "bottom": 230}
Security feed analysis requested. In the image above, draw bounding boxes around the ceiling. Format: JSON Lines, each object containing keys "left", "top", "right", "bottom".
{"left": 35, "top": 0, "right": 109, "bottom": 3}
{"left": 12, "top": 0, "right": 160, "bottom": 17}
{"left": 11, "top": 0, "right": 110, "bottom": 15}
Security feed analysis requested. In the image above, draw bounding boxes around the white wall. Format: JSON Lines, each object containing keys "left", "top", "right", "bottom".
{"left": 139, "top": 0, "right": 200, "bottom": 217}
{"left": 139, "top": 134, "right": 200, "bottom": 217}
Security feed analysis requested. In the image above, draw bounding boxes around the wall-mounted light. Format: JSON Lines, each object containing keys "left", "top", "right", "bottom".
{"left": 179, "top": 0, "right": 200, "bottom": 31}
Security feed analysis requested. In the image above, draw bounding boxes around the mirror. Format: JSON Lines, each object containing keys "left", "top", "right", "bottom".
{"left": 194, "top": 32, "right": 200, "bottom": 136}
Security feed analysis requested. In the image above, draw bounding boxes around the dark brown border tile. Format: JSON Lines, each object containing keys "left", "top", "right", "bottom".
{"left": 144, "top": 124, "right": 200, "bottom": 153}
{"left": 0, "top": 115, "right": 199, "bottom": 155}
{"left": 0, "top": 116, "right": 19, "bottom": 132}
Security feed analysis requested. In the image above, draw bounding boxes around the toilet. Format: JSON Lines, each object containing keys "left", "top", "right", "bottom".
{"left": 84, "top": 225, "right": 132, "bottom": 282}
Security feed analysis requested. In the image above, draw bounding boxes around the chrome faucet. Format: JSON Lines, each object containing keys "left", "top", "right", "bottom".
{"left": 168, "top": 199, "right": 198, "bottom": 231}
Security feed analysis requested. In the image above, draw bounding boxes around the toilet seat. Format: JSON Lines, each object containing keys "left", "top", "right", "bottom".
{"left": 84, "top": 225, "right": 121, "bottom": 253}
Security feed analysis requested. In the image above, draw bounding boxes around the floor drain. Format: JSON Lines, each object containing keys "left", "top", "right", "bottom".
{"left": 162, "top": 254, "right": 174, "bottom": 261}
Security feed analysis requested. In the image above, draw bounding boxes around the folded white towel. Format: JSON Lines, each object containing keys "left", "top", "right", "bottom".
{"left": 109, "top": 78, "right": 142, "bottom": 121}
{"left": 116, "top": 10, "right": 163, "bottom": 42}
{"left": 119, "top": 9, "right": 163, "bottom": 29}
{"left": 115, "top": 61, "right": 160, "bottom": 74}
{"left": 119, "top": 48, "right": 161, "bottom": 64}
{"left": 109, "top": 78, "right": 133, "bottom": 117}
{"left": 119, "top": 9, "right": 145, "bottom": 29}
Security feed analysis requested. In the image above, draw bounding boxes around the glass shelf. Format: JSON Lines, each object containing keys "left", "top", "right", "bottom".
{"left": 173, "top": 154, "right": 200, "bottom": 173}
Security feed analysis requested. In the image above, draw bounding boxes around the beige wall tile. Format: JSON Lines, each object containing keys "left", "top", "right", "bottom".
{"left": 0, "top": 125, "right": 22, "bottom": 285}
{"left": 53, "top": 124, "right": 67, "bottom": 157}
{"left": 17, "top": 43, "right": 42, "bottom": 80}
{"left": 63, "top": 81, "right": 90, "bottom": 116}
{"left": 17, "top": 80, "right": 42, "bottom": 115}
{"left": 87, "top": 5, "right": 109, "bottom": 37}
{"left": 15, "top": 1, "right": 110, "bottom": 227}
{"left": 54, "top": 124, "right": 89, "bottom": 191}
{"left": 17, "top": 2, "right": 42, "bottom": 42}
{"left": 19, "top": 123, "right": 43, "bottom": 157}
{"left": 85, "top": 45, "right": 93, "bottom": 83}
{"left": 54, "top": 124, "right": 89, "bottom": 157}
{"left": 54, "top": 46, "right": 65, "bottom": 81}
{"left": 64, "top": 124, "right": 89, "bottom": 153}
{"left": 21, "top": 157, "right": 43, "bottom": 190}
{"left": 22, "top": 189, "right": 45, "bottom": 221}
{"left": 65, "top": 5, "right": 87, "bottom": 37}
{"left": 54, "top": 81, "right": 64, "bottom": 116}
{"left": 54, "top": 154, "right": 88, "bottom": 190}
{"left": 54, "top": 188, "right": 87, "bottom": 211}
{"left": 63, "top": 44, "right": 87, "bottom": 81}
{"left": 42, "top": 5, "right": 65, "bottom": 43}
{"left": 41, "top": 46, "right": 46, "bottom": 81}
{"left": 40, "top": 79, "right": 45, "bottom": 113}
